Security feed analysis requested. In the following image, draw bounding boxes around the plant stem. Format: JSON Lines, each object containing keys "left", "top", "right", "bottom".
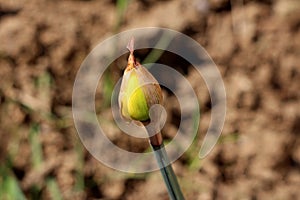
{"left": 150, "top": 134, "right": 185, "bottom": 200}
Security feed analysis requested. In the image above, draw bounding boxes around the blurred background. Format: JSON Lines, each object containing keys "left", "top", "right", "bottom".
{"left": 0, "top": 0, "right": 299, "bottom": 199}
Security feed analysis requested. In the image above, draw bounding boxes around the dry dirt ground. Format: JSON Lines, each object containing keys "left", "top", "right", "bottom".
{"left": 0, "top": 0, "right": 300, "bottom": 199}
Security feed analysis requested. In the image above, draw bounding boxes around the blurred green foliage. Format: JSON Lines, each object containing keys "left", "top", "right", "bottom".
{"left": 0, "top": 162, "right": 26, "bottom": 200}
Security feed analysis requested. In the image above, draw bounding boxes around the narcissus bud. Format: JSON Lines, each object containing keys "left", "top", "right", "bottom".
{"left": 119, "top": 38, "right": 163, "bottom": 122}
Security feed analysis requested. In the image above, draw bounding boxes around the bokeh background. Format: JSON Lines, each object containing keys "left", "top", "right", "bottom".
{"left": 0, "top": 0, "right": 299, "bottom": 199}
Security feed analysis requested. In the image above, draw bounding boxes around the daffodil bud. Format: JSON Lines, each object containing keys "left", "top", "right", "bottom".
{"left": 119, "top": 38, "right": 163, "bottom": 122}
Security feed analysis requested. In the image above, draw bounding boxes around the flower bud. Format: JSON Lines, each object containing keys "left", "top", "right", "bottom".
{"left": 119, "top": 38, "right": 163, "bottom": 121}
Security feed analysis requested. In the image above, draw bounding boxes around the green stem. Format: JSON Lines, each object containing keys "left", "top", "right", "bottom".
{"left": 151, "top": 143, "right": 185, "bottom": 200}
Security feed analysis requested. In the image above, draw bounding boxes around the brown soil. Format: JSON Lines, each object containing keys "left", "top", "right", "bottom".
{"left": 0, "top": 0, "right": 299, "bottom": 199}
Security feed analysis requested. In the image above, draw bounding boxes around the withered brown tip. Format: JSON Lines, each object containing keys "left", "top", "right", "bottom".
{"left": 127, "top": 37, "right": 135, "bottom": 53}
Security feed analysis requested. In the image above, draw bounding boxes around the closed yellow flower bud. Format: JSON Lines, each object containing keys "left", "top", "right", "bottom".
{"left": 119, "top": 38, "right": 163, "bottom": 122}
